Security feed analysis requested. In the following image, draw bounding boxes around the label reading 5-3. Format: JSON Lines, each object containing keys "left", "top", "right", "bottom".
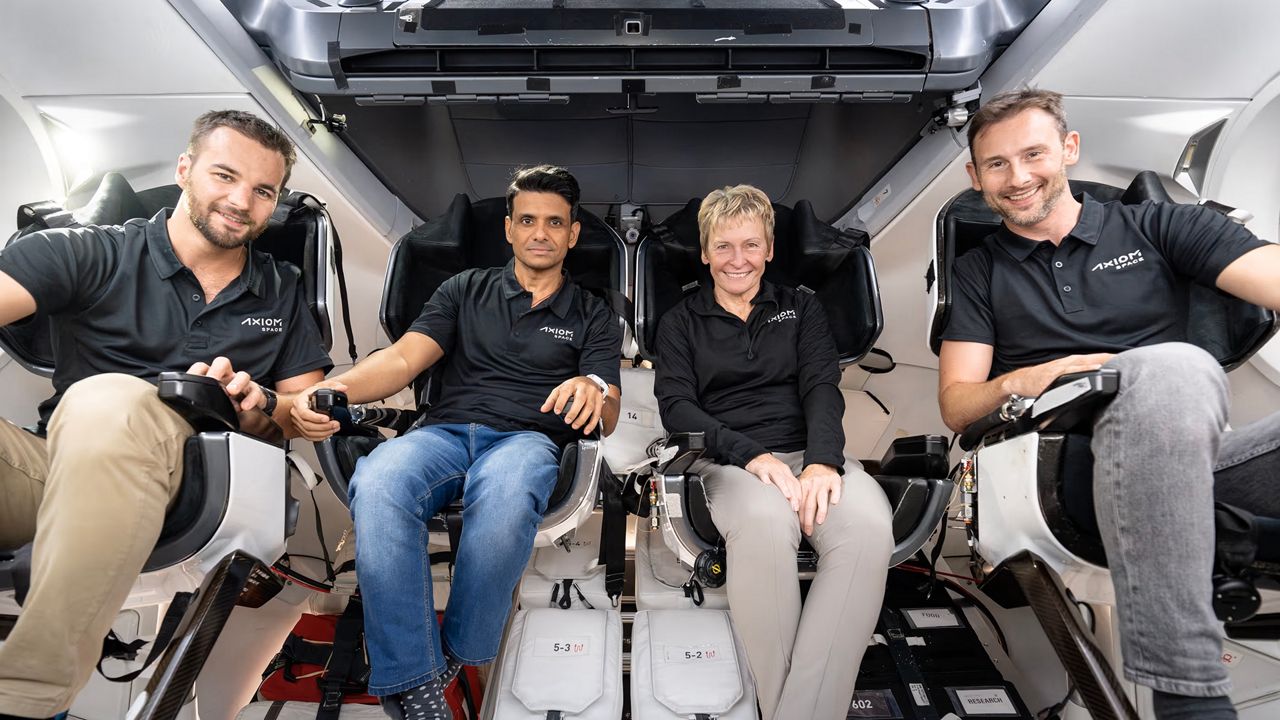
{"left": 534, "top": 637, "right": 589, "bottom": 657}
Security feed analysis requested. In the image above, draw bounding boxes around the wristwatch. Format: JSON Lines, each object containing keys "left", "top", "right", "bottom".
{"left": 260, "top": 386, "right": 278, "bottom": 416}
{"left": 586, "top": 373, "right": 609, "bottom": 397}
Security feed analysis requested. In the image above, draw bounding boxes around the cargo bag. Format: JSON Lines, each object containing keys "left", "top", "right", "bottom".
{"left": 492, "top": 607, "right": 623, "bottom": 719}
{"left": 257, "top": 597, "right": 377, "bottom": 715}
{"left": 629, "top": 609, "right": 756, "bottom": 720}
{"left": 850, "top": 571, "right": 1033, "bottom": 719}
{"left": 519, "top": 511, "right": 611, "bottom": 610}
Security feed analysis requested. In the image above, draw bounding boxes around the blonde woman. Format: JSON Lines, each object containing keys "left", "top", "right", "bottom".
{"left": 654, "top": 184, "right": 892, "bottom": 720}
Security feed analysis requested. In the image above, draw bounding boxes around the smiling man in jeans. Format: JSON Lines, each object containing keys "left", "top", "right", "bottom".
{"left": 291, "top": 165, "right": 622, "bottom": 720}
{"left": 937, "top": 89, "right": 1280, "bottom": 720}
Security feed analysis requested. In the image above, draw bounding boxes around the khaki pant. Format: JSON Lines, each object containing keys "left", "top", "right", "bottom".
{"left": 0, "top": 374, "right": 189, "bottom": 717}
{"left": 696, "top": 451, "right": 893, "bottom": 720}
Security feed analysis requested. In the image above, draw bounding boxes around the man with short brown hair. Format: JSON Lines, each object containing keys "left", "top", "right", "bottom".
{"left": 939, "top": 88, "right": 1280, "bottom": 720}
{"left": 0, "top": 110, "right": 331, "bottom": 720}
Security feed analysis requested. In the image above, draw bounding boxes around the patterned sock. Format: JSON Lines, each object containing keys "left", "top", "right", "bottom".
{"left": 396, "top": 676, "right": 454, "bottom": 720}
{"left": 1151, "top": 691, "right": 1236, "bottom": 720}
{"left": 438, "top": 657, "right": 463, "bottom": 687}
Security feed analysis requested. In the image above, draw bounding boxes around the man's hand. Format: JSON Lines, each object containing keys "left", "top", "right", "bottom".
{"left": 797, "top": 463, "right": 842, "bottom": 536}
{"left": 290, "top": 379, "right": 349, "bottom": 441}
{"left": 1000, "top": 353, "right": 1115, "bottom": 398}
{"left": 540, "top": 376, "right": 605, "bottom": 435}
{"left": 745, "top": 453, "right": 801, "bottom": 512}
{"left": 187, "top": 356, "right": 266, "bottom": 413}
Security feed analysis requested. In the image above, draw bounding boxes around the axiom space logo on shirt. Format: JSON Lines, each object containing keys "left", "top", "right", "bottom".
{"left": 1091, "top": 249, "right": 1144, "bottom": 272}
{"left": 241, "top": 316, "right": 284, "bottom": 333}
{"left": 766, "top": 309, "right": 798, "bottom": 324}
{"left": 540, "top": 325, "right": 575, "bottom": 342}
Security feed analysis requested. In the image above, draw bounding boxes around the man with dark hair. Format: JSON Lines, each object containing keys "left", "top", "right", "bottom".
{"left": 939, "top": 88, "right": 1280, "bottom": 720}
{"left": 0, "top": 109, "right": 331, "bottom": 719}
{"left": 292, "top": 164, "right": 622, "bottom": 720}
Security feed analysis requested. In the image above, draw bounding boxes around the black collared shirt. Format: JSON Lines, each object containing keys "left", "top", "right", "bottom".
{"left": 0, "top": 209, "right": 333, "bottom": 431}
{"left": 941, "top": 194, "right": 1270, "bottom": 376}
{"left": 407, "top": 260, "right": 622, "bottom": 448}
{"left": 654, "top": 280, "right": 845, "bottom": 471}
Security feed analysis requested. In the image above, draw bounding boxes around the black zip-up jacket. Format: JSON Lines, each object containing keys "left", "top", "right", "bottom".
{"left": 655, "top": 280, "right": 845, "bottom": 471}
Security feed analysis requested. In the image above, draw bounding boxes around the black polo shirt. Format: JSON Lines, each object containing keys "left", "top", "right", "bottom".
{"left": 0, "top": 209, "right": 333, "bottom": 431}
{"left": 941, "top": 194, "right": 1270, "bottom": 377}
{"left": 407, "top": 260, "right": 622, "bottom": 448}
{"left": 654, "top": 280, "right": 845, "bottom": 471}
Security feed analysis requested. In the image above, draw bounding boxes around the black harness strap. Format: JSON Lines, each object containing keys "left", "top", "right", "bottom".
{"left": 316, "top": 595, "right": 367, "bottom": 720}
{"left": 599, "top": 463, "right": 627, "bottom": 606}
{"left": 98, "top": 591, "right": 196, "bottom": 682}
{"left": 445, "top": 511, "right": 465, "bottom": 567}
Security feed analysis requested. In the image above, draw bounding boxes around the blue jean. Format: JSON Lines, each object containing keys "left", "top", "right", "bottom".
{"left": 1094, "top": 343, "right": 1280, "bottom": 696}
{"left": 348, "top": 423, "right": 559, "bottom": 696}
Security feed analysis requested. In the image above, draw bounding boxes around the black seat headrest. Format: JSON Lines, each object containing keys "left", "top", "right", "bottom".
{"left": 380, "top": 193, "right": 626, "bottom": 343}
{"left": 636, "top": 198, "right": 882, "bottom": 364}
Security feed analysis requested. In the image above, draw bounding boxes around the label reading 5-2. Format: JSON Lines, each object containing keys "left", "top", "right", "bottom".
{"left": 664, "top": 644, "right": 722, "bottom": 663}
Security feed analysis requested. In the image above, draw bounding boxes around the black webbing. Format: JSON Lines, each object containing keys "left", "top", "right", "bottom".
{"left": 316, "top": 595, "right": 366, "bottom": 720}
{"left": 599, "top": 467, "right": 627, "bottom": 606}
{"left": 98, "top": 591, "right": 196, "bottom": 682}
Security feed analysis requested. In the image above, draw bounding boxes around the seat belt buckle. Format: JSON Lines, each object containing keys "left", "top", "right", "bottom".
{"left": 320, "top": 688, "right": 345, "bottom": 709}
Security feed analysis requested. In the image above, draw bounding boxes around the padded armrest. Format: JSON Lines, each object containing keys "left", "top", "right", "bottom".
{"left": 157, "top": 372, "right": 239, "bottom": 433}
{"left": 656, "top": 432, "right": 706, "bottom": 476}
{"left": 1030, "top": 369, "right": 1119, "bottom": 430}
{"left": 958, "top": 369, "right": 1119, "bottom": 451}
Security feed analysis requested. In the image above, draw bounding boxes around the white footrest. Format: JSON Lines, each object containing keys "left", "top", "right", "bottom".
{"left": 494, "top": 608, "right": 624, "bottom": 719}
{"left": 635, "top": 525, "right": 728, "bottom": 610}
{"left": 630, "top": 609, "right": 756, "bottom": 720}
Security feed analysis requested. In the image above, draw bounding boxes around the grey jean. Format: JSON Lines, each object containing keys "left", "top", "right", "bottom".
{"left": 694, "top": 451, "right": 894, "bottom": 720}
{"left": 1094, "top": 342, "right": 1280, "bottom": 696}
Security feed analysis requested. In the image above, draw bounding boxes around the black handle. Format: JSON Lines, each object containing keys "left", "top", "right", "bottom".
{"left": 310, "top": 388, "right": 349, "bottom": 417}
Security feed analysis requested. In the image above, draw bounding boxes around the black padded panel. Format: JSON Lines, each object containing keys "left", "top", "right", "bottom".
{"left": 145, "top": 433, "right": 233, "bottom": 571}
{"left": 635, "top": 197, "right": 882, "bottom": 364}
{"left": 159, "top": 436, "right": 211, "bottom": 543}
{"left": 550, "top": 441, "right": 579, "bottom": 511}
{"left": 1038, "top": 432, "right": 1108, "bottom": 568}
{"left": 876, "top": 476, "right": 930, "bottom": 543}
{"left": 930, "top": 172, "right": 1277, "bottom": 369}
{"left": 380, "top": 193, "right": 626, "bottom": 343}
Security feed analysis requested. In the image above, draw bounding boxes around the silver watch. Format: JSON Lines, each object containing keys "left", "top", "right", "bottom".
{"left": 586, "top": 373, "right": 609, "bottom": 396}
